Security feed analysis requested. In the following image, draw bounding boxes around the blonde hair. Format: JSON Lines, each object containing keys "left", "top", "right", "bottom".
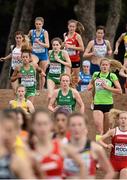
{"left": 60, "top": 73, "right": 71, "bottom": 81}
{"left": 109, "top": 109, "right": 127, "bottom": 128}
{"left": 35, "top": 17, "right": 44, "bottom": 23}
{"left": 100, "top": 58, "right": 123, "bottom": 72}
{"left": 68, "top": 19, "right": 85, "bottom": 35}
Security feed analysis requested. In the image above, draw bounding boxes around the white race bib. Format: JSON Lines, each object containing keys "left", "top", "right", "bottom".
{"left": 67, "top": 48, "right": 76, "bottom": 56}
{"left": 95, "top": 79, "right": 104, "bottom": 91}
{"left": 61, "top": 105, "right": 72, "bottom": 113}
{"left": 12, "top": 52, "right": 22, "bottom": 69}
{"left": 33, "top": 41, "right": 45, "bottom": 53}
{"left": 94, "top": 45, "right": 107, "bottom": 57}
{"left": 81, "top": 85, "right": 87, "bottom": 91}
{"left": 49, "top": 63, "right": 61, "bottom": 74}
{"left": 115, "top": 143, "right": 127, "bottom": 156}
{"left": 21, "top": 76, "right": 35, "bottom": 87}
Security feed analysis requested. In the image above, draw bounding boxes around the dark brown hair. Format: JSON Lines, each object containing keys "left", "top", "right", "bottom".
{"left": 96, "top": 25, "right": 105, "bottom": 33}
{"left": 51, "top": 37, "right": 63, "bottom": 46}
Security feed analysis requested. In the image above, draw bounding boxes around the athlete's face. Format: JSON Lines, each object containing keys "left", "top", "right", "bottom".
{"left": 100, "top": 60, "right": 110, "bottom": 73}
{"left": 68, "top": 22, "right": 77, "bottom": 33}
{"left": 33, "top": 113, "right": 52, "bottom": 138}
{"left": 1, "top": 120, "right": 18, "bottom": 149}
{"left": 52, "top": 40, "right": 61, "bottom": 52}
{"left": 15, "top": 34, "right": 24, "bottom": 45}
{"left": 17, "top": 86, "right": 25, "bottom": 99}
{"left": 69, "top": 116, "right": 87, "bottom": 140}
{"left": 35, "top": 20, "right": 43, "bottom": 30}
{"left": 22, "top": 52, "right": 31, "bottom": 64}
{"left": 83, "top": 65, "right": 90, "bottom": 73}
{"left": 55, "top": 113, "right": 68, "bottom": 134}
{"left": 60, "top": 75, "right": 70, "bottom": 88}
{"left": 96, "top": 29, "right": 104, "bottom": 39}
{"left": 119, "top": 113, "right": 127, "bottom": 128}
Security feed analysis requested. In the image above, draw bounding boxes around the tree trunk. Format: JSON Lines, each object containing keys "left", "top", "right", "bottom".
{"left": 0, "top": 0, "right": 25, "bottom": 88}
{"left": 0, "top": 0, "right": 36, "bottom": 88}
{"left": 19, "top": 0, "right": 36, "bottom": 33}
{"left": 105, "top": 0, "right": 122, "bottom": 48}
{"left": 74, "top": 0, "right": 96, "bottom": 47}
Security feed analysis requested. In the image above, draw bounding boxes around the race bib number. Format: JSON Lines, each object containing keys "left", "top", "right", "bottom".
{"left": 62, "top": 105, "right": 72, "bottom": 113}
{"left": 33, "top": 40, "right": 45, "bottom": 53}
{"left": 95, "top": 79, "right": 104, "bottom": 91}
{"left": 64, "top": 158, "right": 78, "bottom": 173}
{"left": 12, "top": 53, "right": 22, "bottom": 69}
{"left": 82, "top": 152, "right": 91, "bottom": 170}
{"left": 81, "top": 85, "right": 87, "bottom": 91}
{"left": 94, "top": 45, "right": 107, "bottom": 57}
{"left": 115, "top": 143, "right": 127, "bottom": 156}
{"left": 21, "top": 76, "right": 35, "bottom": 87}
{"left": 67, "top": 48, "right": 76, "bottom": 56}
{"left": 49, "top": 63, "right": 61, "bottom": 74}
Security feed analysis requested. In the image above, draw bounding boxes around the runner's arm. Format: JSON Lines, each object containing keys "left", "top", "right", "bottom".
{"left": 0, "top": 53, "right": 12, "bottom": 61}
{"left": 114, "top": 33, "right": 124, "bottom": 54}
{"left": 75, "top": 34, "right": 84, "bottom": 52}
{"left": 11, "top": 155, "right": 36, "bottom": 179}
{"left": 36, "top": 30, "right": 49, "bottom": 48}
{"left": 55, "top": 50, "right": 71, "bottom": 68}
{"left": 83, "top": 40, "right": 94, "bottom": 58}
{"left": 28, "top": 30, "right": 32, "bottom": 39}
{"left": 34, "top": 64, "right": 45, "bottom": 76}
{"left": 106, "top": 40, "right": 112, "bottom": 56}
{"left": 119, "top": 67, "right": 127, "bottom": 78}
{"left": 72, "top": 89, "right": 85, "bottom": 114}
{"left": 102, "top": 79, "right": 122, "bottom": 94}
{"left": 92, "top": 142, "right": 115, "bottom": 179}
{"left": 11, "top": 67, "right": 21, "bottom": 82}
{"left": 61, "top": 143, "right": 87, "bottom": 179}
{"left": 27, "top": 100, "right": 35, "bottom": 113}
{"left": 48, "top": 90, "right": 59, "bottom": 112}
{"left": 99, "top": 129, "right": 115, "bottom": 148}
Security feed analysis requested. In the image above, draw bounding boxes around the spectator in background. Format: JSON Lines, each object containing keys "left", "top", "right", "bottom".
{"left": 77, "top": 60, "right": 92, "bottom": 92}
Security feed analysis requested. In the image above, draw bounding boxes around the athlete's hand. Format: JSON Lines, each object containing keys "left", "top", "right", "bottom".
{"left": 40, "top": 70, "right": 46, "bottom": 76}
{"left": 54, "top": 53, "right": 60, "bottom": 62}
{"left": 0, "top": 57, "right": 5, "bottom": 61}
{"left": 114, "top": 49, "right": 118, "bottom": 55}
{"left": 65, "top": 43, "right": 73, "bottom": 49}
{"left": 87, "top": 83, "right": 93, "bottom": 91}
{"left": 101, "top": 81, "right": 109, "bottom": 90}
{"left": 35, "top": 38, "right": 40, "bottom": 44}
{"left": 106, "top": 144, "right": 114, "bottom": 149}
{"left": 17, "top": 73, "right": 22, "bottom": 78}
{"left": 107, "top": 50, "right": 112, "bottom": 56}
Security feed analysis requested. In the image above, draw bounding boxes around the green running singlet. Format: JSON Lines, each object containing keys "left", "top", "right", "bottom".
{"left": 56, "top": 88, "right": 76, "bottom": 112}
{"left": 93, "top": 72, "right": 118, "bottom": 105}
{"left": 20, "top": 65, "right": 36, "bottom": 98}
{"left": 47, "top": 50, "right": 66, "bottom": 84}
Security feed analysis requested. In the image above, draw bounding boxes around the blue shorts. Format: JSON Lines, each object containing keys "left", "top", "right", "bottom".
{"left": 32, "top": 52, "right": 48, "bottom": 61}
{"left": 90, "top": 63, "right": 100, "bottom": 75}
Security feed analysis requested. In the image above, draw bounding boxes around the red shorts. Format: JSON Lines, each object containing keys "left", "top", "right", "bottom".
{"left": 110, "top": 158, "right": 127, "bottom": 171}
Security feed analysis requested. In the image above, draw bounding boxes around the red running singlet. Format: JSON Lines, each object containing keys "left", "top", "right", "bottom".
{"left": 64, "top": 32, "right": 80, "bottom": 62}
{"left": 37, "top": 140, "right": 63, "bottom": 179}
{"left": 110, "top": 127, "right": 127, "bottom": 171}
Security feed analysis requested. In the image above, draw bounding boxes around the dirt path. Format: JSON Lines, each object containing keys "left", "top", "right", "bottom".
{"left": 0, "top": 89, "right": 127, "bottom": 178}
